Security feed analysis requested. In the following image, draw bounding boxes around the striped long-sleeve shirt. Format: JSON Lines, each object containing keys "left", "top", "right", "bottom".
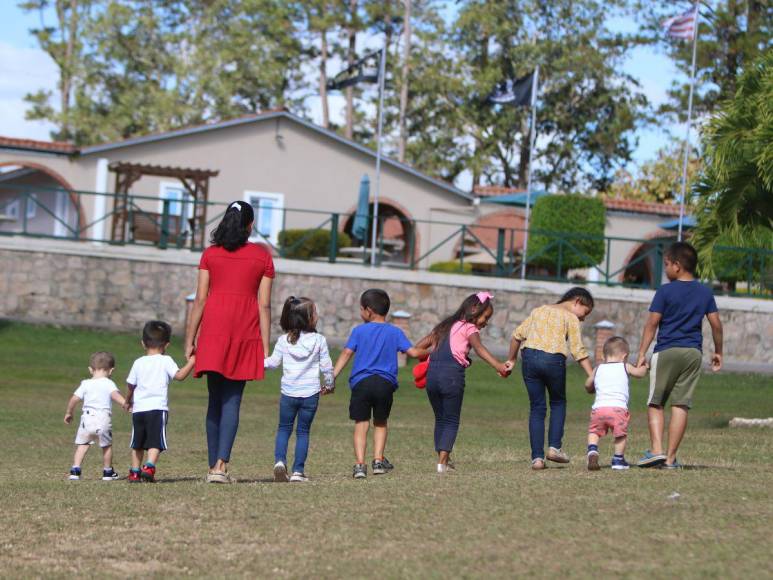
{"left": 264, "top": 332, "right": 334, "bottom": 397}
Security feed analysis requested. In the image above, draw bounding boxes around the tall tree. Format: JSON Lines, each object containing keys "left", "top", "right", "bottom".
{"left": 397, "top": 0, "right": 412, "bottom": 162}
{"left": 636, "top": 0, "right": 773, "bottom": 121}
{"left": 691, "top": 50, "right": 773, "bottom": 277}
{"left": 606, "top": 143, "right": 701, "bottom": 203}
{"left": 433, "top": 0, "right": 647, "bottom": 192}
{"left": 19, "top": 0, "right": 93, "bottom": 142}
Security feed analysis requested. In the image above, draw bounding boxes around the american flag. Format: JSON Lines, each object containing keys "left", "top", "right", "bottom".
{"left": 662, "top": 4, "right": 698, "bottom": 39}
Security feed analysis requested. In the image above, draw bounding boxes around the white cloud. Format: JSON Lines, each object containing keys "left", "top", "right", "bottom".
{"left": 0, "top": 41, "right": 58, "bottom": 140}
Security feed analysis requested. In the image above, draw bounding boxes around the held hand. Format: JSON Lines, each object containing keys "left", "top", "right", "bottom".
{"left": 64, "top": 413, "right": 73, "bottom": 425}
{"left": 636, "top": 353, "right": 647, "bottom": 368}
{"left": 711, "top": 353, "right": 722, "bottom": 372}
{"left": 185, "top": 343, "right": 195, "bottom": 359}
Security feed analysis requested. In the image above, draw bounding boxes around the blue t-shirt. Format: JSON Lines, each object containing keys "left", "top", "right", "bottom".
{"left": 345, "top": 322, "right": 412, "bottom": 389}
{"left": 650, "top": 280, "right": 718, "bottom": 353}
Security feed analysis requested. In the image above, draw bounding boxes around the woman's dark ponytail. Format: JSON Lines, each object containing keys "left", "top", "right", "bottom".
{"left": 557, "top": 286, "right": 594, "bottom": 309}
{"left": 211, "top": 201, "right": 255, "bottom": 251}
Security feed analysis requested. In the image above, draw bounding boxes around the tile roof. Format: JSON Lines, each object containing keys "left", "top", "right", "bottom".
{"left": 0, "top": 136, "right": 77, "bottom": 154}
{"left": 474, "top": 185, "right": 526, "bottom": 197}
{"left": 602, "top": 198, "right": 682, "bottom": 216}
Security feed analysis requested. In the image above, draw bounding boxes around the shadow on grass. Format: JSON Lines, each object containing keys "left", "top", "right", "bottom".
{"left": 0, "top": 319, "right": 13, "bottom": 333}
{"left": 155, "top": 476, "right": 207, "bottom": 484}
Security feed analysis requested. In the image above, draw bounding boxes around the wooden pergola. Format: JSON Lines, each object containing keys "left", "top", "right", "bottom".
{"left": 109, "top": 161, "right": 219, "bottom": 249}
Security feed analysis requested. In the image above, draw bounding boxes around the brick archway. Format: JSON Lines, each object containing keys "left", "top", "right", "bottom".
{"left": 341, "top": 196, "right": 420, "bottom": 264}
{"left": 0, "top": 161, "right": 86, "bottom": 231}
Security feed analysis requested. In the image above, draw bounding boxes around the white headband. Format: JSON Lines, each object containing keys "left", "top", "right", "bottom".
{"left": 230, "top": 202, "right": 242, "bottom": 211}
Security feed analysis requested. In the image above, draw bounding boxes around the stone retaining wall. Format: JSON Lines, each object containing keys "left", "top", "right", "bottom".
{"left": 1, "top": 237, "right": 771, "bottom": 369}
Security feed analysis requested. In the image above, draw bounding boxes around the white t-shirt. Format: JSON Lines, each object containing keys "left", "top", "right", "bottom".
{"left": 126, "top": 354, "right": 179, "bottom": 413}
{"left": 73, "top": 377, "right": 119, "bottom": 410}
{"left": 592, "top": 362, "right": 630, "bottom": 410}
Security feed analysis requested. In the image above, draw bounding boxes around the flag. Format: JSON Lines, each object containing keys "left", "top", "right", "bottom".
{"left": 327, "top": 50, "right": 381, "bottom": 91}
{"left": 662, "top": 5, "right": 698, "bottom": 39}
{"left": 487, "top": 71, "right": 535, "bottom": 106}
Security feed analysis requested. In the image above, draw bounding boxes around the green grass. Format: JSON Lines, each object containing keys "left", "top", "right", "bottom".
{"left": 0, "top": 321, "right": 772, "bottom": 578}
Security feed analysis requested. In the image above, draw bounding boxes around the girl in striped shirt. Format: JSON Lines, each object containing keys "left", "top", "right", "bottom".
{"left": 265, "top": 296, "right": 334, "bottom": 482}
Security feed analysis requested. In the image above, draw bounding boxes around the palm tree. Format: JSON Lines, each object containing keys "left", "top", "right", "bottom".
{"left": 692, "top": 50, "right": 773, "bottom": 279}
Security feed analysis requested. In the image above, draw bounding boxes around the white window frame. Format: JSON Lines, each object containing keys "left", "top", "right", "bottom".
{"left": 25, "top": 193, "right": 38, "bottom": 219}
{"left": 158, "top": 181, "right": 195, "bottom": 232}
{"left": 244, "top": 191, "right": 285, "bottom": 246}
{"left": 54, "top": 191, "right": 71, "bottom": 237}
{"left": 5, "top": 198, "right": 20, "bottom": 220}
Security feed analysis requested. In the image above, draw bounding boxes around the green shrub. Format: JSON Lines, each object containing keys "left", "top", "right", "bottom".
{"left": 527, "top": 195, "right": 605, "bottom": 272}
{"left": 711, "top": 229, "right": 773, "bottom": 285}
{"left": 278, "top": 228, "right": 352, "bottom": 259}
{"left": 429, "top": 260, "right": 473, "bottom": 274}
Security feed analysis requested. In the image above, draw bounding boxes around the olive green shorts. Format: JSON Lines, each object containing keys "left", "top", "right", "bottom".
{"left": 648, "top": 348, "right": 703, "bottom": 409}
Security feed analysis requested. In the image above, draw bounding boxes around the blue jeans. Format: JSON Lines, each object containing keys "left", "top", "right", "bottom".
{"left": 274, "top": 393, "right": 319, "bottom": 474}
{"left": 426, "top": 363, "right": 466, "bottom": 453}
{"left": 206, "top": 373, "right": 246, "bottom": 468}
{"left": 521, "top": 348, "right": 567, "bottom": 460}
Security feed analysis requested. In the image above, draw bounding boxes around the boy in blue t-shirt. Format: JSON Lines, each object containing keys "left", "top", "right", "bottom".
{"left": 334, "top": 289, "right": 427, "bottom": 479}
{"left": 636, "top": 242, "right": 723, "bottom": 469}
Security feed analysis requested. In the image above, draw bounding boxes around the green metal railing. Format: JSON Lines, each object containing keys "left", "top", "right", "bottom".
{"left": 0, "top": 183, "right": 769, "bottom": 296}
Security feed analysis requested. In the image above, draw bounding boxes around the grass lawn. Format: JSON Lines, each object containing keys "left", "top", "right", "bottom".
{"left": 0, "top": 321, "right": 772, "bottom": 578}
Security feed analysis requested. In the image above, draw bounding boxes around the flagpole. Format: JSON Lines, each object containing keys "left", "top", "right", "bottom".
{"left": 520, "top": 64, "right": 539, "bottom": 280}
{"left": 370, "top": 43, "right": 387, "bottom": 267}
{"left": 677, "top": 2, "right": 700, "bottom": 242}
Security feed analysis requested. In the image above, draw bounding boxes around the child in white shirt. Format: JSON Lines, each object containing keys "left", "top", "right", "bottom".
{"left": 584, "top": 336, "right": 647, "bottom": 471}
{"left": 264, "top": 297, "right": 334, "bottom": 482}
{"left": 64, "top": 351, "right": 126, "bottom": 481}
{"left": 125, "top": 320, "right": 195, "bottom": 483}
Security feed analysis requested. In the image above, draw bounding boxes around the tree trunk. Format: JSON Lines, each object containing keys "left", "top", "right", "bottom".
{"left": 397, "top": 0, "right": 412, "bottom": 163}
{"left": 320, "top": 27, "right": 330, "bottom": 129}
{"left": 345, "top": 0, "right": 358, "bottom": 140}
{"left": 59, "top": 0, "right": 78, "bottom": 140}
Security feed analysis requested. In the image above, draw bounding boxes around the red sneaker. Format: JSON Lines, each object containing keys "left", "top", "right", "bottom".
{"left": 127, "top": 470, "right": 141, "bottom": 483}
{"left": 140, "top": 464, "right": 156, "bottom": 483}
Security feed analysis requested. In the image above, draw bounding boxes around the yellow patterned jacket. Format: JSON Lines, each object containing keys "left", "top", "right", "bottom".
{"left": 512, "top": 305, "right": 589, "bottom": 361}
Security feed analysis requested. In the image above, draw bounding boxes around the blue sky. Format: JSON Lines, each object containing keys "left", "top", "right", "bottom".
{"left": 0, "top": 2, "right": 684, "bottom": 174}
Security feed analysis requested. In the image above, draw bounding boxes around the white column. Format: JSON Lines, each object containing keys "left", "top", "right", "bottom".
{"left": 93, "top": 158, "right": 109, "bottom": 242}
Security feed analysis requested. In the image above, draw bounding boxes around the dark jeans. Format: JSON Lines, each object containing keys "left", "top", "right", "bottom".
{"left": 521, "top": 348, "right": 567, "bottom": 460}
{"left": 426, "top": 364, "right": 466, "bottom": 453}
{"left": 206, "top": 373, "right": 246, "bottom": 468}
{"left": 274, "top": 393, "right": 319, "bottom": 474}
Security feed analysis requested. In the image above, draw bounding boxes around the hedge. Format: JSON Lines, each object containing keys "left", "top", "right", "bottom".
{"left": 428, "top": 260, "right": 473, "bottom": 274}
{"left": 527, "top": 195, "right": 605, "bottom": 271}
{"left": 278, "top": 228, "right": 352, "bottom": 259}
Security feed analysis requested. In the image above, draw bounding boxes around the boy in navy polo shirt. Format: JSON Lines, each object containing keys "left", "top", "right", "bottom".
{"left": 636, "top": 242, "right": 723, "bottom": 469}
{"left": 334, "top": 289, "right": 427, "bottom": 479}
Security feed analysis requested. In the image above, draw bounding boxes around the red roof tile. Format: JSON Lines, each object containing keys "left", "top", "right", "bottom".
{"left": 474, "top": 185, "right": 527, "bottom": 197}
{"left": 602, "top": 198, "right": 682, "bottom": 216}
{"left": 0, "top": 136, "right": 77, "bottom": 154}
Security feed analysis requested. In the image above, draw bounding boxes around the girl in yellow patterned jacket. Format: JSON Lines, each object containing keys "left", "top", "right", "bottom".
{"left": 507, "top": 287, "right": 594, "bottom": 470}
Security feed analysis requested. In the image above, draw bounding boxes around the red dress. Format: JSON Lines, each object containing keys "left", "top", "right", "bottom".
{"left": 194, "top": 243, "right": 275, "bottom": 380}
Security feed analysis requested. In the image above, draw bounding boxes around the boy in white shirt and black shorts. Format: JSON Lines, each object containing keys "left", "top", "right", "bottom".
{"left": 584, "top": 336, "right": 648, "bottom": 471}
{"left": 64, "top": 351, "right": 127, "bottom": 481}
{"left": 125, "top": 320, "right": 195, "bottom": 483}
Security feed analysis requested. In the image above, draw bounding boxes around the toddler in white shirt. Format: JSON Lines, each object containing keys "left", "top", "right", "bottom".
{"left": 64, "top": 351, "right": 126, "bottom": 481}
{"left": 585, "top": 336, "right": 648, "bottom": 471}
{"left": 264, "top": 297, "right": 334, "bottom": 482}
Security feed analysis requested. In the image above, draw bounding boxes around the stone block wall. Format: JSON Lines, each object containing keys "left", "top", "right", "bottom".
{"left": 1, "top": 238, "right": 771, "bottom": 369}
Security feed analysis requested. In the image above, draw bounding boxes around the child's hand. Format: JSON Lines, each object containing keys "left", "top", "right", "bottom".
{"left": 123, "top": 401, "right": 132, "bottom": 412}
{"left": 188, "top": 353, "right": 196, "bottom": 363}
{"left": 64, "top": 413, "right": 73, "bottom": 425}
{"left": 636, "top": 354, "right": 647, "bottom": 368}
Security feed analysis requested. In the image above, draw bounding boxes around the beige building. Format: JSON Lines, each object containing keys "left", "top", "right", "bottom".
{"left": 0, "top": 110, "right": 480, "bottom": 266}
{"left": 0, "top": 111, "right": 683, "bottom": 281}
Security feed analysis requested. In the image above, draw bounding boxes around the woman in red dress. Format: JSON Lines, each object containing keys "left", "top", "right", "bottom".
{"left": 185, "top": 201, "right": 274, "bottom": 483}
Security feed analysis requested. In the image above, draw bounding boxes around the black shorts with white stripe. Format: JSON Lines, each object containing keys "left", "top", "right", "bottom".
{"left": 130, "top": 410, "right": 169, "bottom": 451}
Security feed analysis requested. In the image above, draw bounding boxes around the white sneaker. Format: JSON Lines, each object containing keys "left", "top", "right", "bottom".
{"left": 273, "top": 461, "right": 288, "bottom": 482}
{"left": 547, "top": 447, "right": 570, "bottom": 464}
{"left": 437, "top": 463, "right": 448, "bottom": 474}
{"left": 289, "top": 472, "right": 309, "bottom": 482}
